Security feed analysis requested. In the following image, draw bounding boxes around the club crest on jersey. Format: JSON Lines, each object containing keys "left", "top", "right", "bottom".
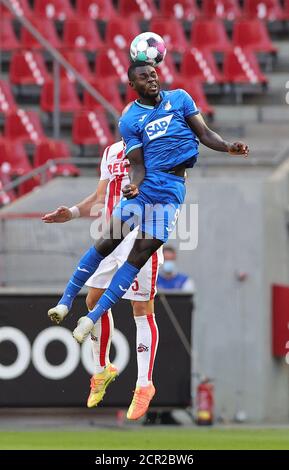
{"left": 164, "top": 100, "right": 172, "bottom": 111}
{"left": 145, "top": 114, "right": 173, "bottom": 140}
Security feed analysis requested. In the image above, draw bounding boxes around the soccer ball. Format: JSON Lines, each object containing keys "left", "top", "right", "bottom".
{"left": 130, "top": 32, "right": 166, "bottom": 67}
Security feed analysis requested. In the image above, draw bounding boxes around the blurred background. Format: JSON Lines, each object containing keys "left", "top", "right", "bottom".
{"left": 0, "top": 0, "right": 289, "bottom": 433}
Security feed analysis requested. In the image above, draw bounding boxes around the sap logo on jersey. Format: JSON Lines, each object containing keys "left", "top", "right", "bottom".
{"left": 145, "top": 114, "right": 173, "bottom": 140}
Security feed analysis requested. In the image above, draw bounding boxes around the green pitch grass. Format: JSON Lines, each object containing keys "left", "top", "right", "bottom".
{"left": 1, "top": 428, "right": 289, "bottom": 450}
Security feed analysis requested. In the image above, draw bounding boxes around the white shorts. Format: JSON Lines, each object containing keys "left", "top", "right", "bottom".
{"left": 85, "top": 229, "right": 163, "bottom": 301}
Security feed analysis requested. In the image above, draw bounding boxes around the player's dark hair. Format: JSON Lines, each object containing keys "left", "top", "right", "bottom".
{"left": 127, "top": 61, "right": 155, "bottom": 81}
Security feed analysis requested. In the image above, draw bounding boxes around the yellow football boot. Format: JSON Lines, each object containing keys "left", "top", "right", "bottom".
{"left": 87, "top": 364, "right": 118, "bottom": 408}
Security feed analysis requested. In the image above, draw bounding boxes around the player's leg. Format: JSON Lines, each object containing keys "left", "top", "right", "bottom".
{"left": 123, "top": 250, "right": 161, "bottom": 420}
{"left": 126, "top": 299, "right": 158, "bottom": 420}
{"left": 86, "top": 288, "right": 118, "bottom": 408}
{"left": 48, "top": 216, "right": 128, "bottom": 319}
{"left": 73, "top": 196, "right": 178, "bottom": 342}
{"left": 73, "top": 236, "right": 163, "bottom": 343}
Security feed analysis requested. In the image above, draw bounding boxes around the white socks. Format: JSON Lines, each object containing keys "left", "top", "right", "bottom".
{"left": 135, "top": 313, "right": 159, "bottom": 387}
{"left": 90, "top": 309, "right": 114, "bottom": 374}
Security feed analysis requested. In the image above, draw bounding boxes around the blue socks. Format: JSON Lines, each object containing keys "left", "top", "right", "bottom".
{"left": 87, "top": 261, "right": 140, "bottom": 323}
{"left": 58, "top": 246, "right": 104, "bottom": 309}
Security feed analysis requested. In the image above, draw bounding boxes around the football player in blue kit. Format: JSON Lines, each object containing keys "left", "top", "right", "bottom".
{"left": 54, "top": 61, "right": 249, "bottom": 348}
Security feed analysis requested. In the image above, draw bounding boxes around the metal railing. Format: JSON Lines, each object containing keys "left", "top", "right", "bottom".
{"left": 0, "top": 157, "right": 99, "bottom": 197}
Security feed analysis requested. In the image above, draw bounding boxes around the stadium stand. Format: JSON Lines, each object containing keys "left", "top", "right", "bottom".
{"left": 33, "top": 139, "right": 80, "bottom": 177}
{"left": 40, "top": 80, "right": 82, "bottom": 113}
{"left": 0, "top": 0, "right": 32, "bottom": 18}
{"left": 202, "top": 0, "right": 242, "bottom": 20}
{"left": 0, "top": 0, "right": 288, "bottom": 206}
{"left": 4, "top": 109, "right": 45, "bottom": 144}
{"left": 105, "top": 17, "right": 141, "bottom": 50}
{"left": 10, "top": 51, "right": 51, "bottom": 86}
{"left": 0, "top": 164, "right": 16, "bottom": 206}
{"left": 72, "top": 110, "right": 114, "bottom": 150}
{"left": 243, "top": 0, "right": 286, "bottom": 21}
{"left": 60, "top": 51, "right": 94, "bottom": 83}
{"left": 83, "top": 79, "right": 125, "bottom": 113}
{"left": 190, "top": 19, "right": 232, "bottom": 53}
{"left": 62, "top": 18, "right": 104, "bottom": 51}
{"left": 0, "top": 80, "right": 17, "bottom": 115}
{"left": 33, "top": 0, "right": 75, "bottom": 21}
{"left": 232, "top": 18, "right": 278, "bottom": 54}
{"left": 0, "top": 138, "right": 32, "bottom": 176}
{"left": 118, "top": 0, "right": 158, "bottom": 19}
{"left": 20, "top": 18, "right": 63, "bottom": 49}
{"left": 159, "top": 0, "right": 201, "bottom": 20}
{"left": 75, "top": 0, "right": 118, "bottom": 21}
{"left": 0, "top": 18, "right": 21, "bottom": 51}
{"left": 150, "top": 17, "right": 189, "bottom": 52}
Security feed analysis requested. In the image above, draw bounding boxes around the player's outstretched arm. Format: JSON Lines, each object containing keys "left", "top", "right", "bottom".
{"left": 42, "top": 179, "right": 108, "bottom": 223}
{"left": 122, "top": 147, "right": 145, "bottom": 199}
{"left": 186, "top": 113, "right": 249, "bottom": 157}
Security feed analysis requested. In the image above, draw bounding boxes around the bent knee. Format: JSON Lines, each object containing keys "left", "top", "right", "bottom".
{"left": 132, "top": 300, "right": 154, "bottom": 316}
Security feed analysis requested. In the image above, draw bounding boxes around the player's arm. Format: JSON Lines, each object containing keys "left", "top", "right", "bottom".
{"left": 42, "top": 179, "right": 109, "bottom": 223}
{"left": 122, "top": 147, "right": 145, "bottom": 199}
{"left": 186, "top": 113, "right": 249, "bottom": 157}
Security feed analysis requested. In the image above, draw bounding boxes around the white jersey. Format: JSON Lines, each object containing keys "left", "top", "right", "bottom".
{"left": 100, "top": 141, "right": 130, "bottom": 218}
{"left": 86, "top": 140, "right": 163, "bottom": 301}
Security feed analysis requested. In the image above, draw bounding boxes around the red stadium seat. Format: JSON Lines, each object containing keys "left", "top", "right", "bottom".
{"left": 0, "top": 165, "right": 16, "bottom": 206}
{"left": 40, "top": 81, "right": 82, "bottom": 113}
{"left": 21, "top": 18, "right": 62, "bottom": 50}
{"left": 181, "top": 48, "right": 224, "bottom": 84}
{"left": 156, "top": 52, "right": 178, "bottom": 84}
{"left": 18, "top": 177, "right": 41, "bottom": 197}
{"left": 10, "top": 51, "right": 50, "bottom": 86}
{"left": 76, "top": 0, "right": 118, "bottom": 20}
{"left": 202, "top": 0, "right": 242, "bottom": 20}
{"left": 0, "top": 138, "right": 32, "bottom": 176}
{"left": 34, "top": 139, "right": 80, "bottom": 176}
{"left": 243, "top": 0, "right": 285, "bottom": 21}
{"left": 0, "top": 81, "right": 17, "bottom": 115}
{"left": 190, "top": 19, "right": 232, "bottom": 53}
{"left": 72, "top": 110, "right": 114, "bottom": 149}
{"left": 0, "top": 0, "right": 32, "bottom": 18}
{"left": 0, "top": 20, "right": 21, "bottom": 51}
{"left": 105, "top": 17, "right": 141, "bottom": 51}
{"left": 232, "top": 19, "right": 278, "bottom": 53}
{"left": 170, "top": 79, "right": 214, "bottom": 116}
{"left": 284, "top": 0, "right": 289, "bottom": 19}
{"left": 84, "top": 79, "right": 124, "bottom": 113}
{"left": 150, "top": 18, "right": 188, "bottom": 53}
{"left": 95, "top": 49, "right": 130, "bottom": 83}
{"left": 223, "top": 48, "right": 268, "bottom": 83}
{"left": 118, "top": 0, "right": 158, "bottom": 19}
{"left": 125, "top": 84, "right": 138, "bottom": 103}
{"left": 4, "top": 110, "right": 45, "bottom": 144}
{"left": 34, "top": 0, "right": 75, "bottom": 20}
{"left": 159, "top": 0, "right": 201, "bottom": 20}
{"left": 61, "top": 51, "right": 94, "bottom": 82}
{"left": 63, "top": 18, "right": 103, "bottom": 52}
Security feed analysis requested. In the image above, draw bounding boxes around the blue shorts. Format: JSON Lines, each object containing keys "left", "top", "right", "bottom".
{"left": 113, "top": 171, "right": 186, "bottom": 242}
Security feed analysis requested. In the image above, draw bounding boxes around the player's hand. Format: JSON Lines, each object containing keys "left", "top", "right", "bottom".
{"left": 228, "top": 142, "right": 249, "bottom": 158}
{"left": 122, "top": 184, "right": 139, "bottom": 199}
{"left": 42, "top": 206, "right": 72, "bottom": 223}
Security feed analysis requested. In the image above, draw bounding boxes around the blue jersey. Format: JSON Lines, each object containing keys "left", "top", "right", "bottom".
{"left": 119, "top": 89, "right": 200, "bottom": 171}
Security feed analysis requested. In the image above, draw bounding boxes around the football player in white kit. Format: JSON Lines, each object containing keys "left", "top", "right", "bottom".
{"left": 42, "top": 139, "right": 163, "bottom": 420}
